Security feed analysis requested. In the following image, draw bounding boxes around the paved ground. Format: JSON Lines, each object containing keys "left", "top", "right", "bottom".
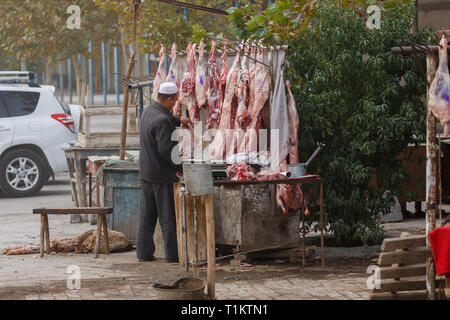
{"left": 0, "top": 172, "right": 444, "bottom": 300}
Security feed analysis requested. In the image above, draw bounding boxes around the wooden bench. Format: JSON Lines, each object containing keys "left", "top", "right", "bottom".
{"left": 33, "top": 207, "right": 113, "bottom": 258}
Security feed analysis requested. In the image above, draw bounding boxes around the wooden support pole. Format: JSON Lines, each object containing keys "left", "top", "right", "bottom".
{"left": 40, "top": 214, "right": 45, "bottom": 257}
{"left": 204, "top": 193, "right": 215, "bottom": 300}
{"left": 426, "top": 53, "right": 438, "bottom": 300}
{"left": 94, "top": 214, "right": 102, "bottom": 258}
{"left": 44, "top": 215, "right": 50, "bottom": 254}
{"left": 101, "top": 214, "right": 110, "bottom": 255}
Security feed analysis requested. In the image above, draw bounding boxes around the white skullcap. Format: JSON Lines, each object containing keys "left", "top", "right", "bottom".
{"left": 158, "top": 82, "right": 178, "bottom": 94}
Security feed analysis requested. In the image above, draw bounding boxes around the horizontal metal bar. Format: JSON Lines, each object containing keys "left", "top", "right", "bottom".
{"left": 391, "top": 45, "right": 450, "bottom": 55}
{"left": 156, "top": 0, "right": 228, "bottom": 15}
{"left": 128, "top": 80, "right": 154, "bottom": 89}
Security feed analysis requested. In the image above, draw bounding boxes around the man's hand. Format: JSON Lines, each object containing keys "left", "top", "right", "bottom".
{"left": 180, "top": 117, "right": 193, "bottom": 128}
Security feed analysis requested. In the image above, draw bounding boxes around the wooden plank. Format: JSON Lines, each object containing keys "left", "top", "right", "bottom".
{"left": 373, "top": 279, "right": 426, "bottom": 293}
{"left": 379, "top": 264, "right": 426, "bottom": 280}
{"left": 369, "top": 291, "right": 428, "bottom": 300}
{"left": 372, "top": 279, "right": 445, "bottom": 294}
{"left": 381, "top": 235, "right": 426, "bottom": 252}
{"left": 377, "top": 248, "right": 428, "bottom": 266}
{"left": 33, "top": 208, "right": 113, "bottom": 215}
{"left": 213, "top": 175, "right": 321, "bottom": 186}
{"left": 40, "top": 214, "right": 45, "bottom": 257}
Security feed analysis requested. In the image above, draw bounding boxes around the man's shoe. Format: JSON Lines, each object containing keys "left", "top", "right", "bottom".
{"left": 138, "top": 256, "right": 155, "bottom": 262}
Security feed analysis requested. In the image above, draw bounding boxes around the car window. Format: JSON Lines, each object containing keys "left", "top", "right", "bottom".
{"left": 53, "top": 93, "right": 71, "bottom": 115}
{"left": 0, "top": 91, "right": 40, "bottom": 117}
{"left": 0, "top": 95, "right": 9, "bottom": 118}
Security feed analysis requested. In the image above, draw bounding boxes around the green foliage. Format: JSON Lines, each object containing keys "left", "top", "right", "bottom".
{"left": 226, "top": 0, "right": 435, "bottom": 246}
{"left": 288, "top": 1, "right": 434, "bottom": 246}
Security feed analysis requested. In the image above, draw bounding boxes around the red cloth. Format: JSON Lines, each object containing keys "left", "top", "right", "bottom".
{"left": 429, "top": 226, "right": 450, "bottom": 276}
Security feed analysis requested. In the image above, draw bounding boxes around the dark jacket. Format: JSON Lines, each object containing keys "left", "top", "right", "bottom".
{"left": 139, "top": 101, "right": 182, "bottom": 184}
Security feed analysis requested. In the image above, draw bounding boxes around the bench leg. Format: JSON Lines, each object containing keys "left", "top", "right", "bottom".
{"left": 101, "top": 214, "right": 110, "bottom": 254}
{"left": 94, "top": 214, "right": 102, "bottom": 258}
{"left": 44, "top": 214, "right": 50, "bottom": 254}
{"left": 40, "top": 214, "right": 45, "bottom": 257}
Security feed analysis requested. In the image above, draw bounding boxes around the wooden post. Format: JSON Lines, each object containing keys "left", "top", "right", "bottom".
{"left": 119, "top": 0, "right": 139, "bottom": 160}
{"left": 94, "top": 214, "right": 102, "bottom": 258}
{"left": 204, "top": 193, "right": 215, "bottom": 300}
{"left": 426, "top": 53, "right": 438, "bottom": 300}
{"left": 320, "top": 180, "right": 325, "bottom": 270}
{"left": 40, "top": 214, "right": 45, "bottom": 257}
{"left": 44, "top": 215, "right": 50, "bottom": 254}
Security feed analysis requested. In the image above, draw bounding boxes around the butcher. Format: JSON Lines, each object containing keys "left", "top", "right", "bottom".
{"left": 138, "top": 82, "right": 192, "bottom": 263}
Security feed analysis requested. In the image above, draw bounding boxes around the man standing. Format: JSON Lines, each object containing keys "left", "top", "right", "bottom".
{"left": 138, "top": 82, "right": 192, "bottom": 263}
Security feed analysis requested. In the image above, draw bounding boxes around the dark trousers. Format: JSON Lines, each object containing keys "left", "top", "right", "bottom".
{"left": 137, "top": 180, "right": 178, "bottom": 262}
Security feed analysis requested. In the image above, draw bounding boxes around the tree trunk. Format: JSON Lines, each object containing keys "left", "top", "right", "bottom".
{"left": 262, "top": 0, "right": 269, "bottom": 10}
{"left": 45, "top": 61, "right": 52, "bottom": 85}
{"left": 120, "top": 30, "right": 130, "bottom": 73}
{"left": 20, "top": 57, "right": 27, "bottom": 71}
{"left": 72, "top": 56, "right": 83, "bottom": 104}
{"left": 426, "top": 53, "right": 437, "bottom": 300}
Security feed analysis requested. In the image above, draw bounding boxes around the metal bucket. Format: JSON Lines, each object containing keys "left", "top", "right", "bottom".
{"left": 287, "top": 163, "right": 307, "bottom": 177}
{"left": 153, "top": 277, "right": 207, "bottom": 300}
{"left": 182, "top": 162, "right": 214, "bottom": 196}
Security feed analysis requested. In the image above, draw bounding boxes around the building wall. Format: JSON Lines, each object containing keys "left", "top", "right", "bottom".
{"left": 418, "top": 0, "right": 450, "bottom": 30}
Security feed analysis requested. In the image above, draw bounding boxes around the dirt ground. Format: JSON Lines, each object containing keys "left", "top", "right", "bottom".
{"left": 0, "top": 254, "right": 370, "bottom": 300}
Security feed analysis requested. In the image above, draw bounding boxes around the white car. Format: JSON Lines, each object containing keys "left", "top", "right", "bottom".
{"left": 0, "top": 72, "right": 80, "bottom": 197}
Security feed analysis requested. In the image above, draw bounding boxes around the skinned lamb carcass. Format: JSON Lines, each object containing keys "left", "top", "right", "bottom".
{"left": 181, "top": 42, "right": 200, "bottom": 122}
{"left": 152, "top": 45, "right": 166, "bottom": 101}
{"left": 239, "top": 42, "right": 271, "bottom": 154}
{"left": 206, "top": 40, "right": 222, "bottom": 129}
{"left": 429, "top": 35, "right": 450, "bottom": 136}
{"left": 195, "top": 39, "right": 208, "bottom": 109}
{"left": 286, "top": 80, "right": 299, "bottom": 162}
{"left": 166, "top": 42, "right": 180, "bottom": 87}
{"left": 209, "top": 49, "right": 240, "bottom": 160}
{"left": 276, "top": 83, "right": 305, "bottom": 215}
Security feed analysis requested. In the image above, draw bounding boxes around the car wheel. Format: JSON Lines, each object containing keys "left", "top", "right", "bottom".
{"left": 0, "top": 149, "right": 47, "bottom": 197}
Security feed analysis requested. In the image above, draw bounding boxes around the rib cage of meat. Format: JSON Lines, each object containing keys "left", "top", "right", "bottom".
{"left": 206, "top": 40, "right": 221, "bottom": 129}
{"left": 429, "top": 35, "right": 450, "bottom": 136}
{"left": 152, "top": 45, "right": 166, "bottom": 101}
{"left": 196, "top": 39, "right": 208, "bottom": 109}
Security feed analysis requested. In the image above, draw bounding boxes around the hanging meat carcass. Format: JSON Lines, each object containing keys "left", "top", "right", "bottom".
{"left": 166, "top": 42, "right": 180, "bottom": 87}
{"left": 429, "top": 34, "right": 450, "bottom": 136}
{"left": 235, "top": 43, "right": 251, "bottom": 130}
{"left": 209, "top": 48, "right": 240, "bottom": 160}
{"left": 196, "top": 39, "right": 208, "bottom": 109}
{"left": 152, "top": 45, "right": 166, "bottom": 101}
{"left": 286, "top": 80, "right": 299, "bottom": 162}
{"left": 239, "top": 42, "right": 271, "bottom": 154}
{"left": 276, "top": 161, "right": 303, "bottom": 214}
{"left": 206, "top": 40, "right": 222, "bottom": 129}
{"left": 181, "top": 42, "right": 200, "bottom": 122}
{"left": 276, "top": 81, "right": 304, "bottom": 215}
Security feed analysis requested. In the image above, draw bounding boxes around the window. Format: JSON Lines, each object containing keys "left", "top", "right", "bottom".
{"left": 0, "top": 97, "right": 9, "bottom": 118}
{"left": 0, "top": 91, "right": 40, "bottom": 117}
